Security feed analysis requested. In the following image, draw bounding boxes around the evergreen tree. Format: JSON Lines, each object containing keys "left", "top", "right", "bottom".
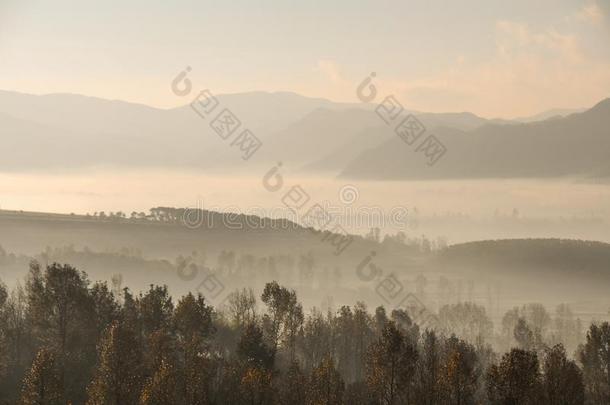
{"left": 174, "top": 292, "right": 214, "bottom": 343}
{"left": 138, "top": 285, "right": 173, "bottom": 336}
{"left": 237, "top": 322, "right": 273, "bottom": 370}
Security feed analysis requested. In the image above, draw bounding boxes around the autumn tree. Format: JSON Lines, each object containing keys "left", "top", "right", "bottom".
{"left": 139, "top": 360, "right": 181, "bottom": 405}
{"left": 438, "top": 302, "right": 493, "bottom": 345}
{"left": 374, "top": 306, "right": 389, "bottom": 336}
{"left": 514, "top": 317, "right": 535, "bottom": 351}
{"left": 542, "top": 344, "right": 584, "bottom": 405}
{"left": 440, "top": 336, "right": 479, "bottom": 405}
{"left": 486, "top": 348, "right": 541, "bottom": 405}
{"left": 240, "top": 365, "right": 273, "bottom": 405}
{"left": 278, "top": 361, "right": 307, "bottom": 405}
{"left": 283, "top": 296, "right": 304, "bottom": 363}
{"left": 19, "top": 348, "right": 63, "bottom": 405}
{"left": 90, "top": 281, "right": 120, "bottom": 340}
{"left": 2, "top": 260, "right": 605, "bottom": 405}
{"left": 299, "top": 308, "right": 333, "bottom": 373}
{"left": 343, "top": 381, "right": 371, "bottom": 405}
{"left": 86, "top": 320, "right": 143, "bottom": 405}
{"left": 261, "top": 281, "right": 300, "bottom": 362}
{"left": 352, "top": 302, "right": 375, "bottom": 382}
{"left": 226, "top": 288, "right": 257, "bottom": 330}
{"left": 0, "top": 281, "right": 8, "bottom": 383}
{"left": 307, "top": 356, "right": 345, "bottom": 405}
{"left": 335, "top": 306, "right": 356, "bottom": 381}
{"left": 173, "top": 292, "right": 215, "bottom": 403}
{"left": 2, "top": 284, "right": 28, "bottom": 371}
{"left": 145, "top": 328, "right": 175, "bottom": 378}
{"left": 26, "top": 262, "right": 92, "bottom": 355}
{"left": 553, "top": 304, "right": 582, "bottom": 353}
{"left": 366, "top": 321, "right": 418, "bottom": 404}
{"left": 25, "top": 262, "right": 95, "bottom": 403}
{"left": 415, "top": 330, "right": 441, "bottom": 405}
{"left": 0, "top": 284, "right": 31, "bottom": 403}
{"left": 577, "top": 322, "right": 610, "bottom": 404}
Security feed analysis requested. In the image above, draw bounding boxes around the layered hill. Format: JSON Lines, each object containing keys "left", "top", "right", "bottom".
{"left": 341, "top": 99, "right": 610, "bottom": 179}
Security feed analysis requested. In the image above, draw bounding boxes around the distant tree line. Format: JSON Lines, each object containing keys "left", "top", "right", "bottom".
{"left": 85, "top": 207, "right": 304, "bottom": 232}
{"left": 0, "top": 262, "right": 609, "bottom": 404}
{"left": 440, "top": 238, "right": 610, "bottom": 276}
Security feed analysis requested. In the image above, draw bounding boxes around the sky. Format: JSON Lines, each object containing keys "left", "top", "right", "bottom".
{"left": 0, "top": 0, "right": 609, "bottom": 118}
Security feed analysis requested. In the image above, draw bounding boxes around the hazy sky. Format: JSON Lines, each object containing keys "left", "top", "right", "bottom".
{"left": 0, "top": 0, "right": 609, "bottom": 118}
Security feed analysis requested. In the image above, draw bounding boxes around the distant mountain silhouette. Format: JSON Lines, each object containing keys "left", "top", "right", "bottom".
{"left": 4, "top": 89, "right": 603, "bottom": 177}
{"left": 267, "top": 108, "right": 498, "bottom": 172}
{"left": 514, "top": 107, "right": 585, "bottom": 123}
{"left": 340, "top": 98, "right": 610, "bottom": 180}
{"left": 0, "top": 89, "right": 352, "bottom": 138}
{"left": 0, "top": 90, "right": 353, "bottom": 170}
{"left": 0, "top": 89, "right": 504, "bottom": 172}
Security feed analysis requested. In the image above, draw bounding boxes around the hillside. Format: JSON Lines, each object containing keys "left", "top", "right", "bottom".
{"left": 0, "top": 90, "right": 354, "bottom": 171}
{"left": 340, "top": 98, "right": 610, "bottom": 179}
{"left": 0, "top": 208, "right": 400, "bottom": 284}
{"left": 0, "top": 89, "right": 502, "bottom": 173}
{"left": 436, "top": 238, "right": 610, "bottom": 278}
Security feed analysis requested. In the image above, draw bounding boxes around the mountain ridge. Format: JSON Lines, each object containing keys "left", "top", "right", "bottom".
{"left": 339, "top": 97, "right": 610, "bottom": 180}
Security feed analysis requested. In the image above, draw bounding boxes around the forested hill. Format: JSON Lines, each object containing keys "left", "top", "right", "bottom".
{"left": 0, "top": 208, "right": 394, "bottom": 264}
{"left": 438, "top": 238, "right": 610, "bottom": 276}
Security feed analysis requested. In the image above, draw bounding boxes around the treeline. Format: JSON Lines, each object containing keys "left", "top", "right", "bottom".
{"left": 439, "top": 239, "right": 610, "bottom": 275}
{"left": 83, "top": 207, "right": 440, "bottom": 253}
{"left": 84, "top": 207, "right": 302, "bottom": 231}
{"left": 0, "top": 262, "right": 609, "bottom": 404}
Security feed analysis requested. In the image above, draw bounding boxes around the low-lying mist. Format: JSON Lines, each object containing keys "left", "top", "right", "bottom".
{"left": 2, "top": 169, "right": 610, "bottom": 244}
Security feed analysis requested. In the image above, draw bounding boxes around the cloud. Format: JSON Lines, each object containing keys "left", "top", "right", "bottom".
{"left": 315, "top": 60, "right": 344, "bottom": 84}
{"left": 576, "top": 2, "right": 606, "bottom": 25}
{"left": 495, "top": 20, "right": 584, "bottom": 63}
{"left": 391, "top": 19, "right": 610, "bottom": 118}
{"left": 305, "top": 59, "right": 356, "bottom": 102}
